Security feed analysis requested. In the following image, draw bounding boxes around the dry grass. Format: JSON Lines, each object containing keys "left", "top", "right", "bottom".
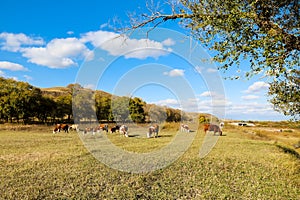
{"left": 0, "top": 122, "right": 299, "bottom": 199}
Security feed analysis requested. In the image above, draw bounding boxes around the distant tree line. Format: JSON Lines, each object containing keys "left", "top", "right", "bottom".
{"left": 0, "top": 77, "right": 188, "bottom": 124}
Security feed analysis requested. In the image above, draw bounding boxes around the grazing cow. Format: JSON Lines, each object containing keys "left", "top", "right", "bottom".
{"left": 180, "top": 124, "right": 190, "bottom": 132}
{"left": 203, "top": 124, "right": 222, "bottom": 136}
{"left": 220, "top": 122, "right": 225, "bottom": 128}
{"left": 69, "top": 124, "right": 79, "bottom": 131}
{"left": 83, "top": 127, "right": 96, "bottom": 134}
{"left": 99, "top": 124, "right": 108, "bottom": 133}
{"left": 53, "top": 124, "right": 69, "bottom": 133}
{"left": 147, "top": 124, "right": 159, "bottom": 138}
{"left": 110, "top": 125, "right": 120, "bottom": 133}
{"left": 119, "top": 125, "right": 129, "bottom": 137}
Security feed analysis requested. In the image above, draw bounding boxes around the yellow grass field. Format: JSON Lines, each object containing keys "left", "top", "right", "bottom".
{"left": 0, "top": 122, "right": 299, "bottom": 199}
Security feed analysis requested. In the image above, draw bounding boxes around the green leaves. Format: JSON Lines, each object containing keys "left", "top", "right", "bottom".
{"left": 0, "top": 78, "right": 43, "bottom": 123}
{"left": 269, "top": 70, "right": 300, "bottom": 120}
{"left": 140, "top": 0, "right": 299, "bottom": 119}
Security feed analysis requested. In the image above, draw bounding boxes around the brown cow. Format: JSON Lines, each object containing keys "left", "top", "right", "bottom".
{"left": 148, "top": 124, "right": 159, "bottom": 138}
{"left": 53, "top": 124, "right": 69, "bottom": 133}
{"left": 204, "top": 124, "right": 222, "bottom": 136}
{"left": 99, "top": 124, "right": 108, "bottom": 133}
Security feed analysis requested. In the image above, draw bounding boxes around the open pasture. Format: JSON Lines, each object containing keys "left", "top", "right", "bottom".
{"left": 0, "top": 122, "right": 299, "bottom": 199}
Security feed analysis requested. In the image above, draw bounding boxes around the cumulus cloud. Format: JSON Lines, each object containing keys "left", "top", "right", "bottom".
{"left": 194, "top": 66, "right": 218, "bottom": 74}
{"left": 0, "top": 31, "right": 172, "bottom": 69}
{"left": 83, "top": 84, "right": 96, "bottom": 90}
{"left": 23, "top": 75, "right": 33, "bottom": 81}
{"left": 100, "top": 23, "right": 108, "bottom": 29}
{"left": 80, "top": 30, "right": 118, "bottom": 47}
{"left": 244, "top": 81, "right": 269, "bottom": 93}
{"left": 67, "top": 31, "right": 74, "bottom": 35}
{"left": 242, "top": 95, "right": 260, "bottom": 100}
{"left": 163, "top": 69, "right": 185, "bottom": 77}
{"left": 154, "top": 98, "right": 180, "bottom": 107}
{"left": 226, "top": 102, "right": 274, "bottom": 115}
{"left": 200, "top": 91, "right": 216, "bottom": 98}
{"left": 81, "top": 30, "right": 171, "bottom": 59}
{"left": 0, "top": 61, "right": 28, "bottom": 71}
{"left": 206, "top": 68, "right": 218, "bottom": 73}
{"left": 0, "top": 32, "right": 44, "bottom": 52}
{"left": 152, "top": 95, "right": 282, "bottom": 120}
{"left": 21, "top": 37, "right": 93, "bottom": 68}
{"left": 199, "top": 91, "right": 225, "bottom": 99}
{"left": 152, "top": 96, "right": 230, "bottom": 115}
{"left": 162, "top": 38, "right": 175, "bottom": 46}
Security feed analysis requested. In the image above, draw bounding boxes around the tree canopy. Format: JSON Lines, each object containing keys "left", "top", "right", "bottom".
{"left": 130, "top": 0, "right": 299, "bottom": 119}
{"left": 0, "top": 77, "right": 188, "bottom": 124}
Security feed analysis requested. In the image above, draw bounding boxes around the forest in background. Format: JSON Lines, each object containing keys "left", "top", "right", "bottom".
{"left": 0, "top": 77, "right": 210, "bottom": 124}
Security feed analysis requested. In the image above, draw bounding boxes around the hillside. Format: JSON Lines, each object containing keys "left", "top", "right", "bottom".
{"left": 0, "top": 76, "right": 219, "bottom": 124}
{"left": 40, "top": 85, "right": 217, "bottom": 122}
{"left": 41, "top": 86, "right": 112, "bottom": 98}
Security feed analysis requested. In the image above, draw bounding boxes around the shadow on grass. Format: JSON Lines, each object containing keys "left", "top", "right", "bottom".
{"left": 276, "top": 144, "right": 300, "bottom": 160}
{"left": 127, "top": 134, "right": 173, "bottom": 138}
{"left": 157, "top": 135, "right": 173, "bottom": 138}
{"left": 143, "top": 135, "right": 173, "bottom": 138}
{"left": 128, "top": 134, "right": 141, "bottom": 138}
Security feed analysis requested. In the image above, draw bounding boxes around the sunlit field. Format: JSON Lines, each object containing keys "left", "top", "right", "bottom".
{"left": 0, "top": 122, "right": 299, "bottom": 199}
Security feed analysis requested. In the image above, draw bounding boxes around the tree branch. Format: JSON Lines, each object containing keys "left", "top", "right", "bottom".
{"left": 130, "top": 13, "right": 192, "bottom": 30}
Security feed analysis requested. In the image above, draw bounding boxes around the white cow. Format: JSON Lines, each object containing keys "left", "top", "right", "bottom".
{"left": 180, "top": 124, "right": 190, "bottom": 132}
{"left": 119, "top": 125, "right": 129, "bottom": 137}
{"left": 70, "top": 124, "right": 79, "bottom": 131}
{"left": 220, "top": 122, "right": 224, "bottom": 128}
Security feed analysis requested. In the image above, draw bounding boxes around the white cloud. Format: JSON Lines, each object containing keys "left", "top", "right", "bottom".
{"left": 151, "top": 96, "right": 283, "bottom": 121}
{"left": 0, "top": 32, "right": 44, "bottom": 52}
{"left": 81, "top": 30, "right": 171, "bottom": 59}
{"left": 67, "top": 31, "right": 74, "bottom": 35}
{"left": 194, "top": 66, "right": 218, "bottom": 74}
{"left": 154, "top": 98, "right": 180, "bottom": 108}
{"left": 206, "top": 68, "right": 218, "bottom": 73}
{"left": 244, "top": 81, "right": 269, "bottom": 93}
{"left": 162, "top": 38, "right": 175, "bottom": 46}
{"left": 80, "top": 30, "right": 119, "bottom": 47}
{"left": 242, "top": 95, "right": 260, "bottom": 100}
{"left": 152, "top": 96, "right": 230, "bottom": 117}
{"left": 0, "top": 31, "right": 172, "bottom": 69}
{"left": 84, "top": 84, "right": 96, "bottom": 90}
{"left": 163, "top": 69, "right": 185, "bottom": 77}
{"left": 200, "top": 91, "right": 216, "bottom": 98}
{"left": 0, "top": 61, "right": 28, "bottom": 71}
{"left": 0, "top": 70, "right": 4, "bottom": 76}
{"left": 199, "top": 91, "right": 226, "bottom": 100}
{"left": 226, "top": 102, "right": 275, "bottom": 115}
{"left": 23, "top": 75, "right": 33, "bottom": 81}
{"left": 100, "top": 23, "right": 108, "bottom": 29}
{"left": 21, "top": 37, "right": 93, "bottom": 68}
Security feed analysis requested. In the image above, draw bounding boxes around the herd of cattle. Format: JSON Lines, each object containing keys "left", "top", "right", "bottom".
{"left": 53, "top": 123, "right": 224, "bottom": 137}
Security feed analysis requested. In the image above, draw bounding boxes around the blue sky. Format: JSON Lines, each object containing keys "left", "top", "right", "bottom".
{"left": 0, "top": 0, "right": 289, "bottom": 121}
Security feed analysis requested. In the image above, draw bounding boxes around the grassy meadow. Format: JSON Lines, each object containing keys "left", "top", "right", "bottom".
{"left": 0, "top": 122, "right": 299, "bottom": 199}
